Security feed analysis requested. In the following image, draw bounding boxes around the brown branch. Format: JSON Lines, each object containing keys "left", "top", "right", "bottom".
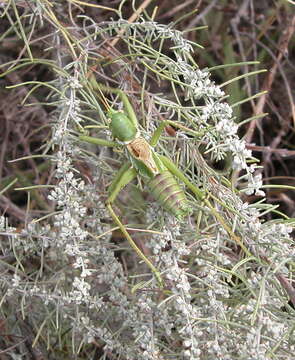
{"left": 245, "top": 14, "right": 295, "bottom": 143}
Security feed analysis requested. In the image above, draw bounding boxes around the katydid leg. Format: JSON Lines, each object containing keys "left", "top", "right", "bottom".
{"left": 159, "top": 155, "right": 204, "bottom": 201}
{"left": 150, "top": 121, "right": 167, "bottom": 147}
{"left": 107, "top": 204, "right": 162, "bottom": 286}
{"left": 149, "top": 120, "right": 199, "bottom": 147}
{"left": 107, "top": 163, "right": 163, "bottom": 286}
{"left": 108, "top": 163, "right": 136, "bottom": 202}
{"left": 79, "top": 135, "right": 117, "bottom": 147}
{"left": 150, "top": 120, "right": 203, "bottom": 148}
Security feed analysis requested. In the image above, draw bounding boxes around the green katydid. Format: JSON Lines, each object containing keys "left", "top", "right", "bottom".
{"left": 80, "top": 76, "right": 205, "bottom": 285}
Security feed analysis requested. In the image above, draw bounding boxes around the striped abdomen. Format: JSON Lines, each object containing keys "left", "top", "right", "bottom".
{"left": 148, "top": 170, "right": 191, "bottom": 219}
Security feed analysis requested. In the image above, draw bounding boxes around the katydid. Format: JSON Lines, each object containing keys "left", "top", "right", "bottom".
{"left": 80, "top": 77, "right": 204, "bottom": 285}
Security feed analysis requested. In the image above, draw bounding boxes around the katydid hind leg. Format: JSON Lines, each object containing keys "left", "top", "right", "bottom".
{"left": 159, "top": 155, "right": 204, "bottom": 201}
{"left": 107, "top": 163, "right": 163, "bottom": 286}
{"left": 107, "top": 203, "right": 163, "bottom": 286}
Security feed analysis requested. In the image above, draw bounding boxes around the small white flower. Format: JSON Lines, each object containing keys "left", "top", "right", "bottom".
{"left": 68, "top": 76, "right": 82, "bottom": 89}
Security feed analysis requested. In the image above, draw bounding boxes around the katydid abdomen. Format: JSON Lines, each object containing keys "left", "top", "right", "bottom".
{"left": 148, "top": 170, "right": 191, "bottom": 219}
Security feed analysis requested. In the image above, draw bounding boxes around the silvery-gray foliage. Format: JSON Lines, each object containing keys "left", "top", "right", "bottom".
{"left": 0, "top": 5, "right": 294, "bottom": 360}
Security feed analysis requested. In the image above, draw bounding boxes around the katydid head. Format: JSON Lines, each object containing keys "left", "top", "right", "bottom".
{"left": 107, "top": 109, "right": 138, "bottom": 143}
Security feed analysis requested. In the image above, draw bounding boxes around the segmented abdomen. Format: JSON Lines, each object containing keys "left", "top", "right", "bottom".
{"left": 148, "top": 171, "right": 191, "bottom": 219}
